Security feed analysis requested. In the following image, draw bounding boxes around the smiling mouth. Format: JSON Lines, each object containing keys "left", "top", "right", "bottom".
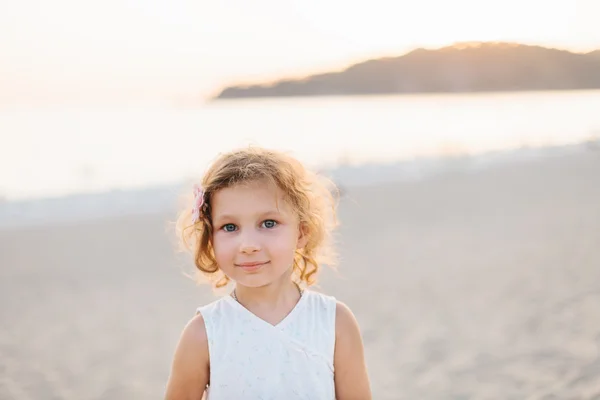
{"left": 235, "top": 261, "right": 269, "bottom": 271}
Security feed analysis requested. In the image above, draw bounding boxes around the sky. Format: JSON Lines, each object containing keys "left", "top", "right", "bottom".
{"left": 1, "top": 0, "right": 599, "bottom": 105}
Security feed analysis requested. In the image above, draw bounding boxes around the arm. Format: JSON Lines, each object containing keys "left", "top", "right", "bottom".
{"left": 165, "top": 314, "right": 210, "bottom": 400}
{"left": 334, "top": 301, "right": 372, "bottom": 400}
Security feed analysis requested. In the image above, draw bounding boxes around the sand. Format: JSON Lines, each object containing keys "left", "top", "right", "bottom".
{"left": 2, "top": 148, "right": 600, "bottom": 399}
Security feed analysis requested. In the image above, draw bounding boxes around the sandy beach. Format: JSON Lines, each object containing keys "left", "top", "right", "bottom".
{"left": 2, "top": 146, "right": 600, "bottom": 399}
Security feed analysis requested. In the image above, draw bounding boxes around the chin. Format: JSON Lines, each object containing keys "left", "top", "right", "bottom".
{"left": 232, "top": 274, "right": 274, "bottom": 288}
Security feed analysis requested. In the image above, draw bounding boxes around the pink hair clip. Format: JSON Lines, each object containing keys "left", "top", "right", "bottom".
{"left": 191, "top": 184, "right": 205, "bottom": 224}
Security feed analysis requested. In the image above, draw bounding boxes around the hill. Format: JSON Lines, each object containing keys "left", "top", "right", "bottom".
{"left": 214, "top": 42, "right": 600, "bottom": 100}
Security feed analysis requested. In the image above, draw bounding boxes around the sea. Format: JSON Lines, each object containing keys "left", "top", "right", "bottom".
{"left": 1, "top": 90, "right": 599, "bottom": 228}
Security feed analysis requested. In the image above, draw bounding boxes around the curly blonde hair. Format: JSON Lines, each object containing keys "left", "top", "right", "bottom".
{"left": 175, "top": 146, "right": 339, "bottom": 289}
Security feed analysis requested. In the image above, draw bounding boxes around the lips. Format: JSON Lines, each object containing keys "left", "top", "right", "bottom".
{"left": 235, "top": 261, "right": 269, "bottom": 272}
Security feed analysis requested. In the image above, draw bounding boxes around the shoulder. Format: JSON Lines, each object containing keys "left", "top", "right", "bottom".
{"left": 302, "top": 292, "right": 358, "bottom": 332}
{"left": 182, "top": 312, "right": 209, "bottom": 345}
{"left": 196, "top": 295, "right": 228, "bottom": 315}
{"left": 304, "top": 288, "right": 337, "bottom": 307}
{"left": 171, "top": 313, "right": 210, "bottom": 370}
{"left": 195, "top": 296, "right": 232, "bottom": 328}
{"left": 334, "top": 300, "right": 362, "bottom": 340}
{"left": 303, "top": 289, "right": 338, "bottom": 323}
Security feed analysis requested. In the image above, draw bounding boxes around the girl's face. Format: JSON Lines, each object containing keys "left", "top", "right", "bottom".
{"left": 210, "top": 180, "right": 308, "bottom": 288}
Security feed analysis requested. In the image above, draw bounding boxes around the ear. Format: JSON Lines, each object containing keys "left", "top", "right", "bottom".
{"left": 296, "top": 222, "right": 309, "bottom": 249}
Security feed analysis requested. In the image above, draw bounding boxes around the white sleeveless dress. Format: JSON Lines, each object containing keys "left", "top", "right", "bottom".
{"left": 196, "top": 289, "right": 337, "bottom": 400}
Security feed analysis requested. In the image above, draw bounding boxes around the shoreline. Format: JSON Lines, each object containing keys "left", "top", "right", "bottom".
{"left": 1, "top": 138, "right": 598, "bottom": 230}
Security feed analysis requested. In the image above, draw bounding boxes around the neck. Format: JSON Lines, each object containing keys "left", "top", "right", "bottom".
{"left": 233, "top": 272, "right": 301, "bottom": 309}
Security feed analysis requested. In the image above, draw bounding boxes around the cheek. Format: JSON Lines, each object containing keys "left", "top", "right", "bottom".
{"left": 268, "top": 230, "right": 299, "bottom": 256}
{"left": 212, "top": 234, "right": 235, "bottom": 260}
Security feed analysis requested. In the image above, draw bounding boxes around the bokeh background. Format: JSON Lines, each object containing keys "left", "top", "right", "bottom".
{"left": 2, "top": 1, "right": 600, "bottom": 399}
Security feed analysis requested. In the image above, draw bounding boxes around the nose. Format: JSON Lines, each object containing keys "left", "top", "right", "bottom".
{"left": 239, "top": 231, "right": 261, "bottom": 254}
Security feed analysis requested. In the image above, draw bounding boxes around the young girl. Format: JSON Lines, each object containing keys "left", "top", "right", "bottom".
{"left": 165, "top": 147, "right": 371, "bottom": 400}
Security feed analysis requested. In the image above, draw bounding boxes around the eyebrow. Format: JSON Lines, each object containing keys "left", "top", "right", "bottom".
{"left": 213, "top": 209, "right": 284, "bottom": 222}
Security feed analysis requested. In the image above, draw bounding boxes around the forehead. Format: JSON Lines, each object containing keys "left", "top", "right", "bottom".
{"left": 211, "top": 180, "right": 294, "bottom": 217}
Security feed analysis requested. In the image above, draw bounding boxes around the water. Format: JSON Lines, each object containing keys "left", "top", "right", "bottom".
{"left": 1, "top": 90, "right": 600, "bottom": 201}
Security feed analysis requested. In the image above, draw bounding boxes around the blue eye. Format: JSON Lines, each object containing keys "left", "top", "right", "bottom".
{"left": 222, "top": 223, "right": 237, "bottom": 232}
{"left": 262, "top": 220, "right": 277, "bottom": 229}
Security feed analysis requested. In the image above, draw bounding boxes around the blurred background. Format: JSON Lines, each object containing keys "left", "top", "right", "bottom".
{"left": 2, "top": 0, "right": 600, "bottom": 399}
